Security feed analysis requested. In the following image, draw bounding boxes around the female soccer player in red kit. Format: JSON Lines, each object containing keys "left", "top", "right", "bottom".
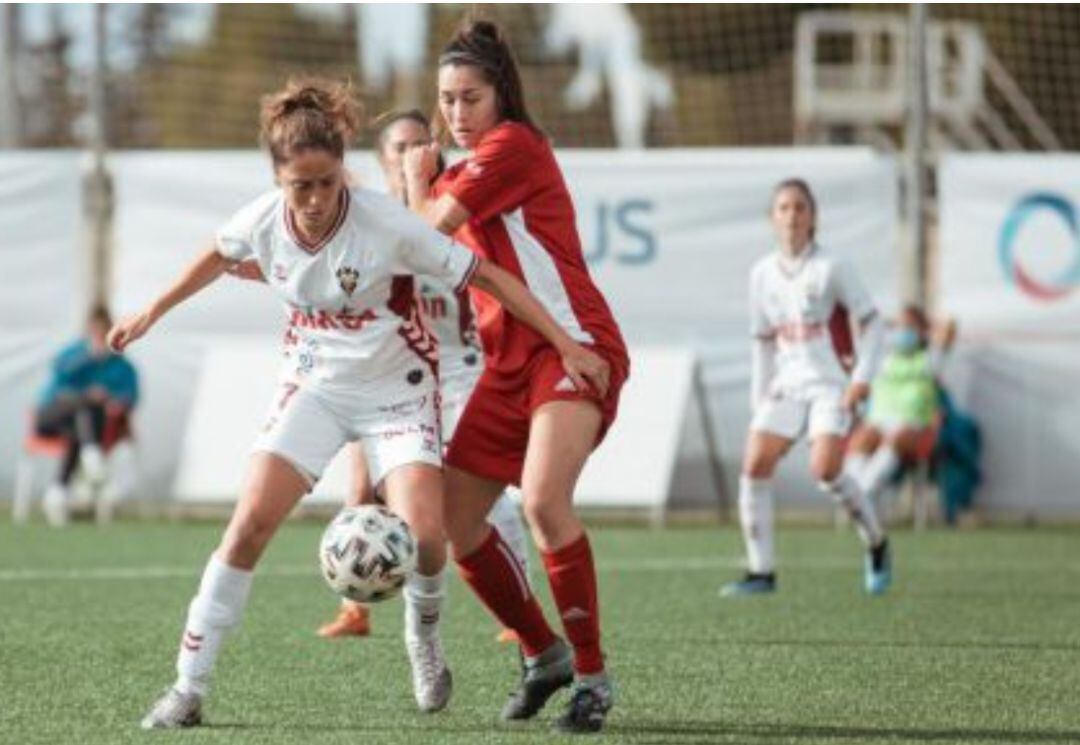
{"left": 404, "top": 20, "right": 629, "bottom": 734}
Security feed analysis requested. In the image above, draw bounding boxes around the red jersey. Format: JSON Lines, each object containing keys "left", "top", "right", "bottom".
{"left": 434, "top": 122, "right": 628, "bottom": 382}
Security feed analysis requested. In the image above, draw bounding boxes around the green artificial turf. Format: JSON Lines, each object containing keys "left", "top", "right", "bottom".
{"left": 1, "top": 521, "right": 1079, "bottom": 744}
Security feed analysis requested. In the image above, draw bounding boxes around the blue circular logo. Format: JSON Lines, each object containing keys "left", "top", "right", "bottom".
{"left": 998, "top": 192, "right": 1080, "bottom": 301}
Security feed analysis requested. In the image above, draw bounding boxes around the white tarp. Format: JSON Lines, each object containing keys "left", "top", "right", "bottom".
{"left": 1, "top": 149, "right": 899, "bottom": 512}
{"left": 939, "top": 154, "right": 1080, "bottom": 519}
{"left": 174, "top": 341, "right": 697, "bottom": 512}
{"left": 0, "top": 152, "right": 85, "bottom": 492}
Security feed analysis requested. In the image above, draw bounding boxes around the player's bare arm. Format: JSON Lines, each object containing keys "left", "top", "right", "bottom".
{"left": 108, "top": 248, "right": 229, "bottom": 352}
{"left": 225, "top": 260, "right": 266, "bottom": 283}
{"left": 844, "top": 311, "right": 886, "bottom": 412}
{"left": 469, "top": 259, "right": 610, "bottom": 398}
{"left": 403, "top": 144, "right": 469, "bottom": 235}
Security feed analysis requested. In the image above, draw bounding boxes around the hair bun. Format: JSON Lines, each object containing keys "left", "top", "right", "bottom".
{"left": 285, "top": 87, "right": 325, "bottom": 113}
{"left": 466, "top": 19, "right": 501, "bottom": 43}
{"left": 259, "top": 76, "right": 362, "bottom": 164}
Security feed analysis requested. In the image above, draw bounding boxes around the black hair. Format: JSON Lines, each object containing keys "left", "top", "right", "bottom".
{"left": 436, "top": 19, "right": 540, "bottom": 138}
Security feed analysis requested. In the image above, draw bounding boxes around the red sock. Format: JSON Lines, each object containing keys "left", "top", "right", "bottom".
{"left": 541, "top": 533, "right": 604, "bottom": 675}
{"left": 456, "top": 527, "right": 558, "bottom": 657}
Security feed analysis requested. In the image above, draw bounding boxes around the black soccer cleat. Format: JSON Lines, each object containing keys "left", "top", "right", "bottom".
{"left": 500, "top": 638, "right": 574, "bottom": 721}
{"left": 553, "top": 677, "right": 615, "bottom": 734}
{"left": 719, "top": 571, "right": 777, "bottom": 598}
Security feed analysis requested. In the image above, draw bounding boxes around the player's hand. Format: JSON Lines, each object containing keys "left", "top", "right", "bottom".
{"left": 932, "top": 317, "right": 958, "bottom": 349}
{"left": 107, "top": 310, "right": 156, "bottom": 352}
{"left": 225, "top": 260, "right": 266, "bottom": 283}
{"left": 403, "top": 141, "right": 440, "bottom": 184}
{"left": 561, "top": 344, "right": 611, "bottom": 399}
{"left": 843, "top": 381, "right": 871, "bottom": 414}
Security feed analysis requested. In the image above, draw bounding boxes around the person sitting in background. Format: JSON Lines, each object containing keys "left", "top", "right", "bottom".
{"left": 845, "top": 306, "right": 956, "bottom": 510}
{"left": 33, "top": 304, "right": 139, "bottom": 526}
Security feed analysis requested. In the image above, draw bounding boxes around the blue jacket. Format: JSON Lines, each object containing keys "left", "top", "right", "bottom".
{"left": 38, "top": 340, "right": 139, "bottom": 409}
{"left": 934, "top": 388, "right": 981, "bottom": 524}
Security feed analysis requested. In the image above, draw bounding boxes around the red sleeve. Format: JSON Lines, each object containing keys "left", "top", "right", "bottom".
{"left": 445, "top": 123, "right": 539, "bottom": 223}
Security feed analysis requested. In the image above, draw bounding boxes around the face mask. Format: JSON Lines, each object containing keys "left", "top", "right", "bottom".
{"left": 891, "top": 327, "right": 920, "bottom": 353}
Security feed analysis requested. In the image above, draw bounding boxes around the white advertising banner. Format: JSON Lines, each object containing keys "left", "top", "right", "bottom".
{"left": 172, "top": 342, "right": 697, "bottom": 510}
{"left": 939, "top": 154, "right": 1080, "bottom": 518}
{"left": 110, "top": 148, "right": 899, "bottom": 345}
{"left": 1, "top": 149, "right": 898, "bottom": 510}
{"left": 0, "top": 153, "right": 84, "bottom": 496}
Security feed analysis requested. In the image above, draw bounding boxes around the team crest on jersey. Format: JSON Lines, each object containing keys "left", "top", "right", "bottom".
{"left": 336, "top": 266, "right": 360, "bottom": 296}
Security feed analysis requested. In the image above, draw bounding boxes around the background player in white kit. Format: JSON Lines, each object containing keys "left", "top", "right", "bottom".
{"left": 108, "top": 77, "right": 611, "bottom": 729}
{"left": 315, "top": 109, "right": 530, "bottom": 642}
{"left": 721, "top": 178, "right": 892, "bottom": 598}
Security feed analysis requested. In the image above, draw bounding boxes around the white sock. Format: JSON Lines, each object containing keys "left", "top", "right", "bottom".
{"left": 738, "top": 476, "right": 775, "bottom": 574}
{"left": 486, "top": 493, "right": 530, "bottom": 580}
{"left": 819, "top": 473, "right": 884, "bottom": 548}
{"left": 175, "top": 554, "right": 253, "bottom": 697}
{"left": 844, "top": 452, "right": 870, "bottom": 486}
{"left": 404, "top": 569, "right": 445, "bottom": 642}
{"left": 861, "top": 446, "right": 900, "bottom": 501}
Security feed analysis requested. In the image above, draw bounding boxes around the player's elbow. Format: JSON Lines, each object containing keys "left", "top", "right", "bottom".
{"left": 432, "top": 211, "right": 460, "bottom": 235}
{"left": 428, "top": 196, "right": 470, "bottom": 235}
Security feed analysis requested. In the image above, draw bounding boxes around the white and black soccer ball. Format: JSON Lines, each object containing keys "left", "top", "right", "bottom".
{"left": 318, "top": 505, "right": 416, "bottom": 603}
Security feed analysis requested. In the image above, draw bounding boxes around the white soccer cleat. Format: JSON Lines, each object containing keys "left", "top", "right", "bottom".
{"left": 140, "top": 687, "right": 203, "bottom": 730}
{"left": 405, "top": 635, "right": 453, "bottom": 713}
{"left": 42, "top": 484, "right": 69, "bottom": 528}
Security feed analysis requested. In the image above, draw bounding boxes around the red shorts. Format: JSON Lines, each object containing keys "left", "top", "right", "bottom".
{"left": 445, "top": 346, "right": 628, "bottom": 486}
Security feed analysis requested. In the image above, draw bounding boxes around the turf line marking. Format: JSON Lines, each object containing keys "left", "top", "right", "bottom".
{"left": 0, "top": 555, "right": 1071, "bottom": 582}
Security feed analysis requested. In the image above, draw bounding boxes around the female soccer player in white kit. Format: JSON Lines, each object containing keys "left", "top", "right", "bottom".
{"left": 316, "top": 109, "right": 530, "bottom": 642}
{"left": 109, "top": 77, "right": 610, "bottom": 729}
{"left": 721, "top": 178, "right": 893, "bottom": 598}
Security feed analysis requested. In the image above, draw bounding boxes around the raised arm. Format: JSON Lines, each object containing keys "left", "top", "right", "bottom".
{"left": 403, "top": 143, "right": 469, "bottom": 235}
{"left": 107, "top": 248, "right": 229, "bottom": 352}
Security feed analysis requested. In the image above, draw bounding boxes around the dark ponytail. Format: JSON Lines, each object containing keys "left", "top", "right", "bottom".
{"left": 437, "top": 19, "right": 540, "bottom": 136}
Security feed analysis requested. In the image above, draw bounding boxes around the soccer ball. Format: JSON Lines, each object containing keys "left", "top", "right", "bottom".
{"left": 318, "top": 504, "right": 416, "bottom": 603}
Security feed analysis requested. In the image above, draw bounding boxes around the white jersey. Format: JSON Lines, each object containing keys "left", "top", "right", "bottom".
{"left": 216, "top": 187, "right": 479, "bottom": 392}
{"left": 749, "top": 244, "right": 876, "bottom": 394}
{"left": 417, "top": 279, "right": 483, "bottom": 389}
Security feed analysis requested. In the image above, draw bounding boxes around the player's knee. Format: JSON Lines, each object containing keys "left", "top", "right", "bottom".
{"left": 743, "top": 446, "right": 780, "bottom": 479}
{"left": 743, "top": 460, "right": 774, "bottom": 479}
{"left": 521, "top": 493, "right": 573, "bottom": 542}
{"left": 890, "top": 429, "right": 921, "bottom": 459}
{"left": 810, "top": 458, "right": 842, "bottom": 483}
{"left": 848, "top": 425, "right": 880, "bottom": 455}
{"left": 742, "top": 438, "right": 781, "bottom": 479}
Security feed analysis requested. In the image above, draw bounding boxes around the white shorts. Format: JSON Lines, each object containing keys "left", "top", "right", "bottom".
{"left": 439, "top": 368, "right": 481, "bottom": 444}
{"left": 751, "top": 388, "right": 851, "bottom": 441}
{"left": 253, "top": 378, "right": 442, "bottom": 487}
